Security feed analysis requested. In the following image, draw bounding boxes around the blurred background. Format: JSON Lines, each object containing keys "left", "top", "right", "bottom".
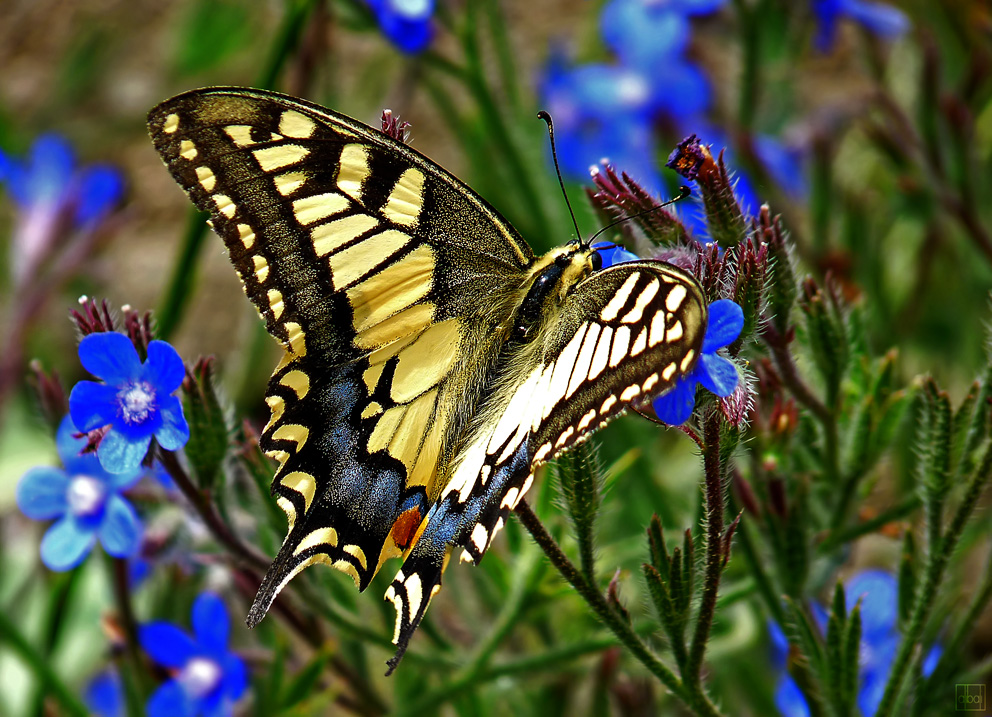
{"left": 1, "top": 1, "right": 990, "bottom": 715}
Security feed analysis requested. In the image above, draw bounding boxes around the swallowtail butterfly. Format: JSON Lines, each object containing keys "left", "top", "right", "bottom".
{"left": 147, "top": 87, "right": 707, "bottom": 672}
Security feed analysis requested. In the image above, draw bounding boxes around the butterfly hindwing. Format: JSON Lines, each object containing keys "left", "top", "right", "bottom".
{"left": 383, "top": 261, "right": 706, "bottom": 671}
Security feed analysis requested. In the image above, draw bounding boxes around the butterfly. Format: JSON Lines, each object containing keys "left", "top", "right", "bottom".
{"left": 147, "top": 87, "right": 707, "bottom": 673}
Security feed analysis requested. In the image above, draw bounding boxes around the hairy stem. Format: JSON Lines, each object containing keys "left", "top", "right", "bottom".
{"left": 514, "top": 500, "right": 723, "bottom": 717}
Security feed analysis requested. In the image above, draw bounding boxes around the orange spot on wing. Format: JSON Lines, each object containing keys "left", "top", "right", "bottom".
{"left": 391, "top": 506, "right": 424, "bottom": 550}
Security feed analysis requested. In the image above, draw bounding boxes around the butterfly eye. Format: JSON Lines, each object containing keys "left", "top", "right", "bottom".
{"left": 591, "top": 251, "right": 603, "bottom": 272}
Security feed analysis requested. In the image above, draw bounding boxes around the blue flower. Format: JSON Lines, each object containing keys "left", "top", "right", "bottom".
{"left": 365, "top": 0, "right": 434, "bottom": 53}
{"left": 0, "top": 134, "right": 123, "bottom": 285}
{"left": 140, "top": 593, "right": 248, "bottom": 717}
{"left": 812, "top": 0, "right": 910, "bottom": 51}
{"left": 594, "top": 242, "right": 641, "bottom": 269}
{"left": 16, "top": 415, "right": 143, "bottom": 571}
{"left": 69, "top": 332, "right": 189, "bottom": 474}
{"left": 84, "top": 670, "right": 124, "bottom": 717}
{"left": 653, "top": 300, "right": 742, "bottom": 425}
{"left": 770, "top": 570, "right": 942, "bottom": 716}
{"left": 541, "top": 0, "right": 713, "bottom": 195}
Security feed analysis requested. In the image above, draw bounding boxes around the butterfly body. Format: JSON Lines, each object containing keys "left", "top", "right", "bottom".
{"left": 147, "top": 87, "right": 706, "bottom": 672}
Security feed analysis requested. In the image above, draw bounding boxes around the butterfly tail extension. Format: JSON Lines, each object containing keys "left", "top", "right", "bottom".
{"left": 383, "top": 439, "right": 535, "bottom": 674}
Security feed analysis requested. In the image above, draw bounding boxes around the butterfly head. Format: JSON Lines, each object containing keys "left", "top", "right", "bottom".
{"left": 512, "top": 244, "right": 600, "bottom": 342}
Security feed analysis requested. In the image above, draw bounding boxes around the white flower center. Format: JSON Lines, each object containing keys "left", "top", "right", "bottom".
{"left": 178, "top": 657, "right": 223, "bottom": 699}
{"left": 390, "top": 0, "right": 431, "bottom": 19}
{"left": 66, "top": 476, "right": 107, "bottom": 517}
{"left": 617, "top": 72, "right": 650, "bottom": 107}
{"left": 117, "top": 381, "right": 156, "bottom": 424}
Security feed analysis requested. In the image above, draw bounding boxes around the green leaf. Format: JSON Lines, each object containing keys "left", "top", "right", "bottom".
{"left": 824, "top": 582, "right": 847, "bottom": 712}
{"left": 181, "top": 358, "right": 229, "bottom": 491}
{"left": 841, "top": 603, "right": 862, "bottom": 711}
{"left": 281, "top": 651, "right": 331, "bottom": 709}
{"left": 647, "top": 514, "right": 672, "bottom": 583}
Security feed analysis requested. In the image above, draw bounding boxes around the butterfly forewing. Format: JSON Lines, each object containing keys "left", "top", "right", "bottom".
{"left": 148, "top": 88, "right": 532, "bottom": 613}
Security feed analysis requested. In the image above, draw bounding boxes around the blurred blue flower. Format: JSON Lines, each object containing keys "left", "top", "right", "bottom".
{"left": 812, "top": 0, "right": 910, "bottom": 51}
{"left": 0, "top": 134, "right": 123, "bottom": 285}
{"left": 770, "top": 570, "right": 942, "bottom": 716}
{"left": 653, "top": 299, "right": 742, "bottom": 425}
{"left": 365, "top": 0, "right": 434, "bottom": 53}
{"left": 140, "top": 593, "right": 248, "bottom": 717}
{"left": 16, "top": 415, "right": 143, "bottom": 571}
{"left": 69, "top": 333, "right": 189, "bottom": 474}
{"left": 84, "top": 670, "right": 124, "bottom": 717}
{"left": 600, "top": 0, "right": 726, "bottom": 67}
{"left": 541, "top": 0, "right": 714, "bottom": 195}
{"left": 542, "top": 59, "right": 665, "bottom": 191}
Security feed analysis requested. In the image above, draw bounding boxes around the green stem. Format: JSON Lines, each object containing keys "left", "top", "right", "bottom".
{"left": 110, "top": 556, "right": 150, "bottom": 696}
{"left": 685, "top": 411, "right": 726, "bottom": 688}
{"left": 875, "top": 436, "right": 992, "bottom": 716}
{"left": 158, "top": 448, "right": 270, "bottom": 570}
{"left": 514, "top": 501, "right": 722, "bottom": 717}
{"left": 0, "top": 609, "right": 88, "bottom": 717}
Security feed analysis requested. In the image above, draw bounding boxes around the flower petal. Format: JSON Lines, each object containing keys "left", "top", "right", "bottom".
{"left": 26, "top": 134, "right": 74, "bottom": 207}
{"left": 17, "top": 467, "right": 69, "bottom": 520}
{"left": 69, "top": 381, "right": 120, "bottom": 432}
{"left": 220, "top": 653, "right": 248, "bottom": 700}
{"left": 84, "top": 670, "right": 123, "bottom": 717}
{"left": 702, "top": 299, "right": 744, "bottom": 353}
{"left": 139, "top": 623, "right": 197, "bottom": 668}
{"left": 78, "top": 332, "right": 142, "bottom": 383}
{"left": 845, "top": 569, "right": 897, "bottom": 639}
{"left": 593, "top": 242, "right": 640, "bottom": 268}
{"left": 155, "top": 395, "right": 190, "bottom": 451}
{"left": 74, "top": 165, "right": 124, "bottom": 226}
{"left": 843, "top": 0, "right": 910, "bottom": 38}
{"left": 146, "top": 680, "right": 196, "bottom": 717}
{"left": 40, "top": 516, "right": 96, "bottom": 571}
{"left": 192, "top": 593, "right": 230, "bottom": 652}
{"left": 97, "top": 495, "right": 142, "bottom": 558}
{"left": 144, "top": 341, "right": 187, "bottom": 393}
{"left": 97, "top": 430, "right": 152, "bottom": 475}
{"left": 774, "top": 674, "right": 812, "bottom": 717}
{"left": 653, "top": 378, "right": 697, "bottom": 425}
{"left": 108, "top": 463, "right": 145, "bottom": 492}
{"left": 697, "top": 353, "right": 739, "bottom": 397}
{"left": 600, "top": 0, "right": 689, "bottom": 66}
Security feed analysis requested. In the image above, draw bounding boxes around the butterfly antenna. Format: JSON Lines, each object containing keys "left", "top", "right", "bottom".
{"left": 538, "top": 111, "right": 584, "bottom": 246}
{"left": 587, "top": 185, "right": 691, "bottom": 245}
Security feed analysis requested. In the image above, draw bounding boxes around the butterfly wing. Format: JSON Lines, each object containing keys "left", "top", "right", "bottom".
{"left": 384, "top": 260, "right": 707, "bottom": 672}
{"left": 147, "top": 88, "right": 535, "bottom": 622}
